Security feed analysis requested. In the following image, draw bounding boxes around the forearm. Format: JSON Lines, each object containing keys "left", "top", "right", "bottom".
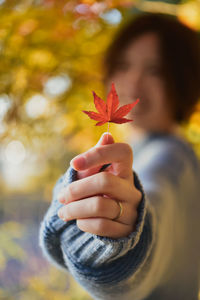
{"left": 60, "top": 207, "right": 154, "bottom": 300}
{"left": 40, "top": 168, "right": 156, "bottom": 299}
{"left": 39, "top": 168, "right": 76, "bottom": 270}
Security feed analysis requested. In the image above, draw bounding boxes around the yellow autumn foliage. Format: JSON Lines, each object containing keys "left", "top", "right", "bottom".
{"left": 0, "top": 1, "right": 200, "bottom": 299}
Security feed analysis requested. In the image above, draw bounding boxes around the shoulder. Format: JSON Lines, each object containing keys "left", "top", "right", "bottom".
{"left": 159, "top": 135, "right": 198, "bottom": 172}
{"left": 137, "top": 133, "right": 199, "bottom": 170}
{"left": 133, "top": 133, "right": 200, "bottom": 186}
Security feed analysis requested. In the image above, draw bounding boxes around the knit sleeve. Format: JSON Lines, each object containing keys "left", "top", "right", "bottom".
{"left": 39, "top": 166, "right": 155, "bottom": 299}
{"left": 39, "top": 168, "right": 77, "bottom": 271}
{"left": 39, "top": 138, "right": 196, "bottom": 300}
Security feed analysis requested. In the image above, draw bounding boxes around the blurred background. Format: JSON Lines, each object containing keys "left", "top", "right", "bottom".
{"left": 0, "top": 0, "right": 200, "bottom": 299}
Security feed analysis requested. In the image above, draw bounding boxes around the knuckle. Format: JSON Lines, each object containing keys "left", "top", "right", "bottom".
{"left": 121, "top": 143, "right": 133, "bottom": 160}
{"left": 95, "top": 146, "right": 105, "bottom": 161}
{"left": 98, "top": 172, "right": 113, "bottom": 192}
{"left": 67, "top": 183, "right": 75, "bottom": 200}
{"left": 65, "top": 204, "right": 72, "bottom": 219}
{"left": 135, "top": 189, "right": 142, "bottom": 207}
{"left": 130, "top": 186, "right": 142, "bottom": 208}
{"left": 93, "top": 196, "right": 104, "bottom": 215}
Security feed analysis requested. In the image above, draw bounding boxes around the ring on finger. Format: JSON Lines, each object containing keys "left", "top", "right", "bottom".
{"left": 113, "top": 201, "right": 123, "bottom": 221}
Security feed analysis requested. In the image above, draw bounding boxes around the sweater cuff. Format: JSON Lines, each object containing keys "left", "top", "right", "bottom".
{"left": 39, "top": 167, "right": 78, "bottom": 269}
{"left": 59, "top": 169, "right": 153, "bottom": 284}
{"left": 40, "top": 167, "right": 153, "bottom": 282}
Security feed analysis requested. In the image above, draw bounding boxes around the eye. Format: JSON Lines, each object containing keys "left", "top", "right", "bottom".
{"left": 115, "top": 61, "right": 130, "bottom": 72}
{"left": 146, "top": 66, "right": 162, "bottom": 77}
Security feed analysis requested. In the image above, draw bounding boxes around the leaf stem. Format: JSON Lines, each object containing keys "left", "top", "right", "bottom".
{"left": 107, "top": 122, "right": 110, "bottom": 142}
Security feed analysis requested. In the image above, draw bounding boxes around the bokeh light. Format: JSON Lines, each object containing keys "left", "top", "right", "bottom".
{"left": 25, "top": 94, "right": 48, "bottom": 118}
{"left": 178, "top": 1, "right": 200, "bottom": 30}
{"left": 0, "top": 122, "right": 6, "bottom": 134}
{"left": 75, "top": 4, "right": 90, "bottom": 14}
{"left": 100, "top": 9, "right": 122, "bottom": 25}
{"left": 0, "top": 95, "right": 12, "bottom": 120}
{"left": 4, "top": 140, "right": 26, "bottom": 165}
{"left": 43, "top": 75, "right": 72, "bottom": 97}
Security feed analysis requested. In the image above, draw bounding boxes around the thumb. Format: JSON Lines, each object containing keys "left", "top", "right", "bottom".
{"left": 95, "top": 132, "right": 114, "bottom": 147}
{"left": 71, "top": 132, "right": 114, "bottom": 179}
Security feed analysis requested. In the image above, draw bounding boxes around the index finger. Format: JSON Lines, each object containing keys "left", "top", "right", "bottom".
{"left": 70, "top": 142, "right": 133, "bottom": 179}
{"left": 75, "top": 132, "right": 114, "bottom": 180}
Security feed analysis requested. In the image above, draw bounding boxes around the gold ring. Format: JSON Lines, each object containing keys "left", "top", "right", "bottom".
{"left": 113, "top": 201, "right": 123, "bottom": 221}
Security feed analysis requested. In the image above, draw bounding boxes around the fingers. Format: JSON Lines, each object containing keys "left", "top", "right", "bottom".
{"left": 58, "top": 196, "right": 120, "bottom": 221}
{"left": 58, "top": 196, "right": 137, "bottom": 225}
{"left": 58, "top": 132, "right": 140, "bottom": 238}
{"left": 58, "top": 172, "right": 141, "bottom": 207}
{"left": 58, "top": 195, "right": 138, "bottom": 238}
{"left": 95, "top": 132, "right": 114, "bottom": 146}
{"left": 75, "top": 132, "right": 115, "bottom": 179}
{"left": 77, "top": 218, "right": 134, "bottom": 239}
{"left": 71, "top": 142, "right": 133, "bottom": 180}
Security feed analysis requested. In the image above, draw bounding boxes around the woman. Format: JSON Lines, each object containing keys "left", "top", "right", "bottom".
{"left": 40, "top": 13, "right": 200, "bottom": 299}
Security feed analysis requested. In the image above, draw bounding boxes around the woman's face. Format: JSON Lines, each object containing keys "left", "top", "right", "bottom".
{"left": 107, "top": 33, "right": 175, "bottom": 132}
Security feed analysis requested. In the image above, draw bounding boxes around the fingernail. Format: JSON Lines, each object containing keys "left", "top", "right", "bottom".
{"left": 102, "top": 132, "right": 112, "bottom": 137}
{"left": 96, "top": 132, "right": 114, "bottom": 146}
{"left": 96, "top": 132, "right": 109, "bottom": 146}
{"left": 58, "top": 191, "right": 65, "bottom": 203}
{"left": 58, "top": 209, "right": 65, "bottom": 221}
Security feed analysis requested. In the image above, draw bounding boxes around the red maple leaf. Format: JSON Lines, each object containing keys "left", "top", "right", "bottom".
{"left": 83, "top": 83, "right": 139, "bottom": 126}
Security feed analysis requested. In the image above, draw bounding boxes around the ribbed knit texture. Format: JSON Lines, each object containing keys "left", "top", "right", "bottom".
{"left": 39, "top": 134, "right": 200, "bottom": 300}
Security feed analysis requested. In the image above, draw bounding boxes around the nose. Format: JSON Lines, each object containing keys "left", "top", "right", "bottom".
{"left": 124, "top": 68, "right": 143, "bottom": 99}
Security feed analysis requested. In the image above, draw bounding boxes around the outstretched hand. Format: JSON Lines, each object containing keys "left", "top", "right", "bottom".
{"left": 57, "top": 133, "right": 142, "bottom": 239}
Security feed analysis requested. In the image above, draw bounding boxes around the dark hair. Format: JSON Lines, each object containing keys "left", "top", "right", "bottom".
{"left": 104, "top": 13, "right": 200, "bottom": 123}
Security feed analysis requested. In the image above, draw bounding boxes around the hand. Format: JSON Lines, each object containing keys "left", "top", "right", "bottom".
{"left": 57, "top": 133, "right": 142, "bottom": 239}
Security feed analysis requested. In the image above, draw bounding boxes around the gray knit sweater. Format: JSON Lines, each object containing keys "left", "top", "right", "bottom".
{"left": 39, "top": 133, "right": 200, "bottom": 299}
